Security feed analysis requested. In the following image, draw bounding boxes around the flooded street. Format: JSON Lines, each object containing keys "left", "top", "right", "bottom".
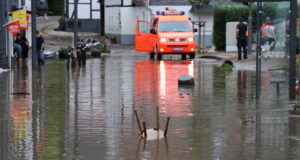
{"left": 1, "top": 52, "right": 300, "bottom": 160}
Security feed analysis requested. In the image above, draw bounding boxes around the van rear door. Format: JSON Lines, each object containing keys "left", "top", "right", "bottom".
{"left": 135, "top": 20, "right": 156, "bottom": 52}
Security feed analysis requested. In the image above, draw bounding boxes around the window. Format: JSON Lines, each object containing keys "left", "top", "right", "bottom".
{"left": 138, "top": 22, "right": 151, "bottom": 33}
{"left": 159, "top": 21, "right": 192, "bottom": 33}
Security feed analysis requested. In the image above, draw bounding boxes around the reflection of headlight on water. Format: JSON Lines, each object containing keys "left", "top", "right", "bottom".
{"left": 160, "top": 61, "right": 166, "bottom": 98}
{"left": 188, "top": 61, "right": 194, "bottom": 77}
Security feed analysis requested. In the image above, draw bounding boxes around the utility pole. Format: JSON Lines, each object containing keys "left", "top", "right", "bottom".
{"left": 247, "top": 2, "right": 252, "bottom": 55}
{"left": 256, "top": 0, "right": 262, "bottom": 99}
{"left": 198, "top": 2, "right": 201, "bottom": 53}
{"left": 289, "top": 0, "right": 297, "bottom": 100}
{"left": 31, "top": 0, "right": 37, "bottom": 70}
{"left": 74, "top": 0, "right": 78, "bottom": 48}
{"left": 100, "top": 0, "right": 105, "bottom": 36}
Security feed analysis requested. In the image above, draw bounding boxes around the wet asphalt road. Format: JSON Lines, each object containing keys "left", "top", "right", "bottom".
{"left": 0, "top": 51, "right": 299, "bottom": 160}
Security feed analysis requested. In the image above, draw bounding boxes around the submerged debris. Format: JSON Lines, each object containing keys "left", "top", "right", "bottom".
{"left": 221, "top": 60, "right": 234, "bottom": 71}
{"left": 178, "top": 75, "right": 194, "bottom": 85}
{"left": 11, "top": 92, "right": 30, "bottom": 95}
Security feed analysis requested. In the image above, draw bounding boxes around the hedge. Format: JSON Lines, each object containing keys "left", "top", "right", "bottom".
{"left": 48, "top": 0, "right": 64, "bottom": 15}
{"left": 212, "top": 3, "right": 296, "bottom": 51}
{"left": 212, "top": 5, "right": 250, "bottom": 51}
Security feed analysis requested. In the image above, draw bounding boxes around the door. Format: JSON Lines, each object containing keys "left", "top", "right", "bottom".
{"left": 135, "top": 20, "right": 157, "bottom": 52}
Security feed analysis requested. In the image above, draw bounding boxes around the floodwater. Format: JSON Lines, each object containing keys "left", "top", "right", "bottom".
{"left": 0, "top": 53, "right": 299, "bottom": 160}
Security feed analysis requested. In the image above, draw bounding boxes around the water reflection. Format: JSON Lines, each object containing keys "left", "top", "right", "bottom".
{"left": 135, "top": 60, "right": 194, "bottom": 118}
{"left": 289, "top": 116, "right": 300, "bottom": 140}
{"left": 0, "top": 53, "right": 300, "bottom": 160}
{"left": 237, "top": 70, "right": 247, "bottom": 104}
{"left": 9, "top": 63, "right": 33, "bottom": 160}
{"left": 0, "top": 69, "right": 11, "bottom": 160}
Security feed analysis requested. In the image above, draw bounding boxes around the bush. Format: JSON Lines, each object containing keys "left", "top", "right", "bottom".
{"left": 58, "top": 45, "right": 72, "bottom": 53}
{"left": 110, "top": 36, "right": 118, "bottom": 44}
{"left": 93, "top": 43, "right": 106, "bottom": 52}
{"left": 212, "top": 2, "right": 293, "bottom": 51}
{"left": 213, "top": 5, "right": 249, "bottom": 51}
{"left": 48, "top": 0, "right": 64, "bottom": 15}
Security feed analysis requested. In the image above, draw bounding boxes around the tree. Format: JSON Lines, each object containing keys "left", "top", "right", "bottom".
{"left": 189, "top": 0, "right": 232, "bottom": 6}
{"left": 189, "top": 0, "right": 209, "bottom": 6}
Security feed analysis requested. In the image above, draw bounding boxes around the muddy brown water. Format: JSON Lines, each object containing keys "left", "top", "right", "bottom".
{"left": 0, "top": 54, "right": 299, "bottom": 160}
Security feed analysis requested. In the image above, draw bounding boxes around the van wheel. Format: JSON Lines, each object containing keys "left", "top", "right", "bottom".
{"left": 157, "top": 54, "right": 162, "bottom": 60}
{"left": 181, "top": 54, "right": 187, "bottom": 60}
{"left": 150, "top": 52, "right": 155, "bottom": 59}
{"left": 190, "top": 53, "right": 195, "bottom": 59}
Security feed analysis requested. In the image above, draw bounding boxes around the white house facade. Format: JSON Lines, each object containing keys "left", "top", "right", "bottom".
{"left": 65, "top": 0, "right": 100, "bottom": 32}
{"left": 105, "top": 0, "right": 213, "bottom": 46}
{"left": 64, "top": 0, "right": 214, "bottom": 46}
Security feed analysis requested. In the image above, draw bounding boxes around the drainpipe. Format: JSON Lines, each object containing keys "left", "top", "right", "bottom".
{"left": 100, "top": 0, "right": 105, "bottom": 36}
{"left": 247, "top": 3, "right": 252, "bottom": 55}
{"left": 6, "top": 0, "right": 11, "bottom": 68}
{"left": 289, "top": 0, "right": 297, "bottom": 100}
{"left": 145, "top": 0, "right": 152, "bottom": 22}
{"left": 74, "top": 0, "right": 78, "bottom": 46}
{"left": 32, "top": 0, "right": 38, "bottom": 70}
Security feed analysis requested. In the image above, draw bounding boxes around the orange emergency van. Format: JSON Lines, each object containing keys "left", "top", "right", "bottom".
{"left": 135, "top": 9, "right": 197, "bottom": 60}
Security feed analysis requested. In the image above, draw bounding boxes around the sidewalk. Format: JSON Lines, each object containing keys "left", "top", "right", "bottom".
{"left": 37, "top": 16, "right": 99, "bottom": 51}
{"left": 198, "top": 50, "right": 288, "bottom": 71}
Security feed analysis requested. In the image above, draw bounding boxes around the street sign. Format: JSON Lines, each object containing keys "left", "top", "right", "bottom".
{"left": 8, "top": 21, "right": 20, "bottom": 35}
{"left": 12, "top": 10, "right": 27, "bottom": 30}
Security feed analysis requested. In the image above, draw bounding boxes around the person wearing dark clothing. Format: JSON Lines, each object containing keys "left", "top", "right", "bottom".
{"left": 20, "top": 36, "right": 29, "bottom": 59}
{"left": 36, "top": 31, "right": 45, "bottom": 65}
{"left": 236, "top": 20, "right": 248, "bottom": 60}
{"left": 14, "top": 34, "right": 23, "bottom": 61}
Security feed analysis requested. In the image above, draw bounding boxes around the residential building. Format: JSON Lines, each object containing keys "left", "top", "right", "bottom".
{"left": 0, "top": 0, "right": 32, "bottom": 68}
{"left": 65, "top": 0, "right": 100, "bottom": 33}
{"left": 0, "top": 0, "right": 14, "bottom": 68}
{"left": 65, "top": 0, "right": 214, "bottom": 47}
{"left": 105, "top": 0, "right": 213, "bottom": 46}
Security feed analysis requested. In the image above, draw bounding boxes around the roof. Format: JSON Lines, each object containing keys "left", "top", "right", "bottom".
{"left": 149, "top": 0, "right": 191, "bottom": 6}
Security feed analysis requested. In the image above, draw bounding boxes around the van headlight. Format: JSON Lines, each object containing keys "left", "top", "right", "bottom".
{"left": 160, "top": 38, "right": 167, "bottom": 42}
{"left": 188, "top": 37, "right": 194, "bottom": 42}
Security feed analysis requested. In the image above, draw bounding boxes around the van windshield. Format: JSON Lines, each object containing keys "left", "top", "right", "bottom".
{"left": 159, "top": 21, "right": 192, "bottom": 32}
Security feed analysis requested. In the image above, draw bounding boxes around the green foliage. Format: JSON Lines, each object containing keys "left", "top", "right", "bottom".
{"left": 41, "top": 63, "right": 66, "bottom": 159}
{"left": 263, "top": 3, "right": 279, "bottom": 20}
{"left": 58, "top": 17, "right": 64, "bottom": 24}
{"left": 212, "top": 2, "right": 297, "bottom": 51}
{"left": 213, "top": 5, "right": 249, "bottom": 51}
{"left": 58, "top": 45, "right": 72, "bottom": 53}
{"left": 298, "top": 3, "right": 300, "bottom": 18}
{"left": 48, "top": 0, "right": 64, "bottom": 15}
{"left": 221, "top": 63, "right": 233, "bottom": 71}
{"left": 189, "top": 0, "right": 209, "bottom": 5}
{"left": 110, "top": 36, "right": 118, "bottom": 44}
{"left": 297, "top": 59, "right": 300, "bottom": 68}
{"left": 263, "top": 2, "right": 290, "bottom": 20}
{"left": 93, "top": 43, "right": 106, "bottom": 52}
